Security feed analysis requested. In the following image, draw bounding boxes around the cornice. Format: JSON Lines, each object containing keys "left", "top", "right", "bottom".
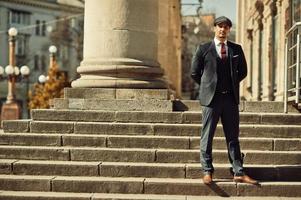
{"left": 0, "top": 0, "right": 83, "bottom": 13}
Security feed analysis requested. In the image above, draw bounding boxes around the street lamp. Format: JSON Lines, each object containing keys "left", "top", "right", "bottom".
{"left": 38, "top": 75, "right": 47, "bottom": 84}
{"left": 34, "top": 45, "right": 58, "bottom": 109}
{"left": 6, "top": 27, "right": 18, "bottom": 104}
{"left": 49, "top": 45, "right": 57, "bottom": 69}
{"left": 0, "top": 27, "right": 31, "bottom": 122}
{"left": 38, "top": 45, "right": 57, "bottom": 84}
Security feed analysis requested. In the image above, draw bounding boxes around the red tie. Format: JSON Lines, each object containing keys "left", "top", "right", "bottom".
{"left": 221, "top": 43, "right": 226, "bottom": 60}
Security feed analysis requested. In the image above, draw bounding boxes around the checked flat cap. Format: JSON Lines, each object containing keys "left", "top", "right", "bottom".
{"left": 214, "top": 16, "right": 232, "bottom": 27}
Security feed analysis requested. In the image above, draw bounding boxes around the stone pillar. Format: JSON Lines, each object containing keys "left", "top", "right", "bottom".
{"left": 158, "top": 0, "right": 181, "bottom": 97}
{"left": 71, "top": 0, "right": 166, "bottom": 89}
{"left": 236, "top": 0, "right": 242, "bottom": 43}
{"left": 266, "top": 1, "right": 278, "bottom": 101}
{"left": 246, "top": 29, "right": 253, "bottom": 98}
{"left": 262, "top": 6, "right": 274, "bottom": 101}
{"left": 275, "top": 0, "right": 287, "bottom": 101}
{"left": 254, "top": 0, "right": 264, "bottom": 101}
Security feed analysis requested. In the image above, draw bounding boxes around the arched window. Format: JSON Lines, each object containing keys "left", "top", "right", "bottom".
{"left": 291, "top": 0, "right": 301, "bottom": 25}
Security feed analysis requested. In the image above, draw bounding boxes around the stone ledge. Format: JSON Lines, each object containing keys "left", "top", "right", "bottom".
{"left": 2, "top": 120, "right": 30, "bottom": 133}
{"left": 54, "top": 98, "right": 172, "bottom": 112}
{"left": 144, "top": 178, "right": 237, "bottom": 196}
{"left": 12, "top": 121, "right": 301, "bottom": 138}
{"left": 2, "top": 133, "right": 301, "bottom": 151}
{"left": 0, "top": 133, "right": 61, "bottom": 146}
{"left": 52, "top": 176, "right": 144, "bottom": 193}
{"left": 64, "top": 88, "right": 169, "bottom": 100}
{"left": 1, "top": 146, "right": 301, "bottom": 165}
{"left": 31, "top": 109, "right": 301, "bottom": 125}
{"left": 1, "top": 191, "right": 301, "bottom": 199}
{"left": 2, "top": 159, "right": 301, "bottom": 181}
{"left": 0, "top": 146, "right": 70, "bottom": 161}
{"left": 0, "top": 191, "right": 91, "bottom": 200}
{"left": 0, "top": 191, "right": 301, "bottom": 199}
{"left": 0, "top": 175, "right": 53, "bottom": 192}
{"left": 237, "top": 182, "right": 301, "bottom": 197}
{"left": 173, "top": 100, "right": 300, "bottom": 113}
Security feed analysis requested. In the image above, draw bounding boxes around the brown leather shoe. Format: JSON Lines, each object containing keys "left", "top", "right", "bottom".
{"left": 203, "top": 173, "right": 213, "bottom": 184}
{"left": 233, "top": 175, "right": 258, "bottom": 185}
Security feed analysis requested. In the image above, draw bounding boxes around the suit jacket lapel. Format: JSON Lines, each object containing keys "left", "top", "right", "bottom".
{"left": 208, "top": 41, "right": 218, "bottom": 71}
{"left": 227, "top": 42, "right": 234, "bottom": 59}
{"left": 208, "top": 41, "right": 218, "bottom": 58}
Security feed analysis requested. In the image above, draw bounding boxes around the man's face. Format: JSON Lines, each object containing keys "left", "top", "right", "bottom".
{"left": 214, "top": 23, "right": 231, "bottom": 41}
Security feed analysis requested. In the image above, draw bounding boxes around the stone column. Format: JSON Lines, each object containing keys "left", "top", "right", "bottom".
{"left": 71, "top": 0, "right": 166, "bottom": 89}
{"left": 158, "top": 0, "right": 181, "bottom": 97}
{"left": 262, "top": 8, "right": 274, "bottom": 101}
{"left": 254, "top": 0, "right": 264, "bottom": 101}
{"left": 275, "top": 0, "right": 287, "bottom": 101}
{"left": 246, "top": 29, "right": 253, "bottom": 97}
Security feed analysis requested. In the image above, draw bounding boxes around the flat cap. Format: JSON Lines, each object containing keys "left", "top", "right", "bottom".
{"left": 214, "top": 16, "right": 232, "bottom": 27}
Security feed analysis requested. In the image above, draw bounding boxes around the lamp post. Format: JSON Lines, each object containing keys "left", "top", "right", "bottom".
{"left": 7, "top": 27, "right": 18, "bottom": 104}
{"left": 38, "top": 45, "right": 57, "bottom": 84}
{"left": 36, "top": 45, "right": 57, "bottom": 108}
{"left": 49, "top": 45, "right": 57, "bottom": 69}
{"left": 0, "top": 27, "right": 31, "bottom": 122}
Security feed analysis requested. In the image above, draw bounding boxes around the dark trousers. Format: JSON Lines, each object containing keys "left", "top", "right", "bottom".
{"left": 200, "top": 92, "right": 244, "bottom": 176}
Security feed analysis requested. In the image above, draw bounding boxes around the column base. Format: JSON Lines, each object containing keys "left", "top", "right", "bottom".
{"left": 0, "top": 102, "right": 21, "bottom": 127}
{"left": 72, "top": 64, "right": 167, "bottom": 89}
{"left": 64, "top": 88, "right": 169, "bottom": 100}
{"left": 71, "top": 76, "right": 167, "bottom": 89}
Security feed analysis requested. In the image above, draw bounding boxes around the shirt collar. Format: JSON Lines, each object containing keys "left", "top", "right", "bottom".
{"left": 214, "top": 37, "right": 228, "bottom": 46}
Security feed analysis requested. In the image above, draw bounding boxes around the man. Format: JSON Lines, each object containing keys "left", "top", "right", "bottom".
{"left": 191, "top": 16, "right": 258, "bottom": 185}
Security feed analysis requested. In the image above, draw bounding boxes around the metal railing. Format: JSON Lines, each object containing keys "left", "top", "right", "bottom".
{"left": 284, "top": 22, "right": 301, "bottom": 113}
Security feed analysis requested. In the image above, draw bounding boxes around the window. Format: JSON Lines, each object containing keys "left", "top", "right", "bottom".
{"left": 36, "top": 20, "right": 40, "bottom": 35}
{"left": 291, "top": 0, "right": 301, "bottom": 25}
{"left": 34, "top": 55, "right": 39, "bottom": 71}
{"left": 15, "top": 34, "right": 27, "bottom": 56}
{"left": 41, "top": 55, "right": 47, "bottom": 71}
{"left": 9, "top": 10, "right": 30, "bottom": 25}
{"left": 42, "top": 21, "right": 46, "bottom": 36}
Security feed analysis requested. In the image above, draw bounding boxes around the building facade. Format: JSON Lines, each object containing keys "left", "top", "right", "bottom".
{"left": 236, "top": 0, "right": 301, "bottom": 102}
{"left": 0, "top": 0, "right": 83, "bottom": 117}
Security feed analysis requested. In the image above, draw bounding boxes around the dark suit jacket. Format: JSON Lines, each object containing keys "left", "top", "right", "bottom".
{"left": 191, "top": 41, "right": 247, "bottom": 106}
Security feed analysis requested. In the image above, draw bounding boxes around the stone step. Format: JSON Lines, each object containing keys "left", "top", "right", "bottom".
{"left": 3, "top": 121, "right": 301, "bottom": 139}
{"left": 1, "top": 159, "right": 300, "bottom": 181}
{"left": 63, "top": 88, "right": 169, "bottom": 100}
{"left": 1, "top": 191, "right": 301, "bottom": 200}
{"left": 60, "top": 88, "right": 300, "bottom": 113}
{"left": 0, "top": 146, "right": 300, "bottom": 165}
{"left": 173, "top": 100, "right": 299, "bottom": 113}
{"left": 53, "top": 98, "right": 173, "bottom": 112}
{"left": 0, "top": 191, "right": 186, "bottom": 200}
{"left": 0, "top": 175, "right": 300, "bottom": 197}
{"left": 31, "top": 109, "right": 301, "bottom": 125}
{"left": 1, "top": 133, "right": 300, "bottom": 151}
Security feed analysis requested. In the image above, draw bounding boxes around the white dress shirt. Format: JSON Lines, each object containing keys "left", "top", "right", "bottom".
{"left": 214, "top": 37, "right": 228, "bottom": 59}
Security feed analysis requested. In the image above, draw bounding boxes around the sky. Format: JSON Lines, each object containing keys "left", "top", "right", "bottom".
{"left": 181, "top": 0, "right": 236, "bottom": 24}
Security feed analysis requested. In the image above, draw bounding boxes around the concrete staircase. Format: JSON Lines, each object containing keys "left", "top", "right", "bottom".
{"left": 0, "top": 88, "right": 301, "bottom": 199}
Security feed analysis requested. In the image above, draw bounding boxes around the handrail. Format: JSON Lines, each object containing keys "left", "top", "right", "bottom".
{"left": 284, "top": 40, "right": 288, "bottom": 113}
{"left": 284, "top": 22, "right": 301, "bottom": 112}
{"left": 296, "top": 34, "right": 300, "bottom": 104}
{"left": 286, "top": 22, "right": 301, "bottom": 35}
